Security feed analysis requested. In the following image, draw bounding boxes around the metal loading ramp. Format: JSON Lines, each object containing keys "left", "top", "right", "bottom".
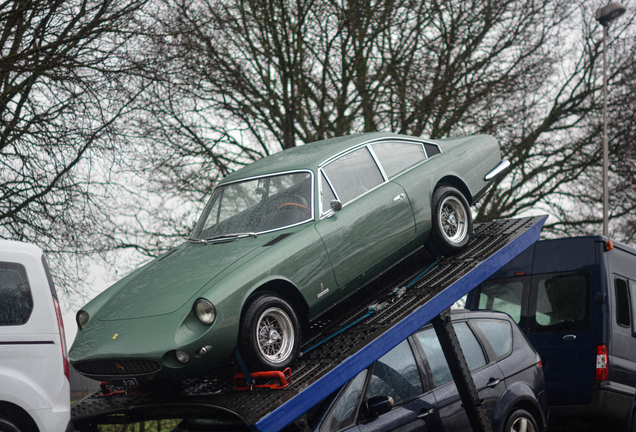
{"left": 71, "top": 216, "right": 546, "bottom": 432}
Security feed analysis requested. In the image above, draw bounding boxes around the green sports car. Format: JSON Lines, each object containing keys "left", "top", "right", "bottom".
{"left": 69, "top": 132, "right": 509, "bottom": 382}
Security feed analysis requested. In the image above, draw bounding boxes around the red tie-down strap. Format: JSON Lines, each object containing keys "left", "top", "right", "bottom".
{"left": 99, "top": 382, "right": 143, "bottom": 397}
{"left": 234, "top": 367, "right": 292, "bottom": 391}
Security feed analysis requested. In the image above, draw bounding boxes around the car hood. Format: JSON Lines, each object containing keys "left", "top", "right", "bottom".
{"left": 96, "top": 237, "right": 268, "bottom": 321}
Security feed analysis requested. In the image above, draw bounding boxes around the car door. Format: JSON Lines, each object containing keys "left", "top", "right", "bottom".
{"left": 315, "top": 145, "right": 416, "bottom": 292}
{"left": 414, "top": 322, "right": 505, "bottom": 432}
{"left": 356, "top": 339, "right": 441, "bottom": 432}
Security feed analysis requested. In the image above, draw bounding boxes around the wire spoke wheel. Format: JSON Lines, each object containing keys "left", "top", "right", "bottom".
{"left": 255, "top": 307, "right": 295, "bottom": 364}
{"left": 439, "top": 195, "right": 468, "bottom": 244}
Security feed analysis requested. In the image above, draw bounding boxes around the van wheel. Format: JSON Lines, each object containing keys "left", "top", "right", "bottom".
{"left": 0, "top": 417, "right": 22, "bottom": 432}
{"left": 239, "top": 294, "right": 301, "bottom": 371}
{"left": 430, "top": 185, "right": 472, "bottom": 256}
{"left": 504, "top": 409, "right": 538, "bottom": 432}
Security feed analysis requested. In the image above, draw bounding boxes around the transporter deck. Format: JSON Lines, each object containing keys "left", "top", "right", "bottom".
{"left": 71, "top": 216, "right": 546, "bottom": 432}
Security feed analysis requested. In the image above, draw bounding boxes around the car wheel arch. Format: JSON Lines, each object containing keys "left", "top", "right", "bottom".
{"left": 501, "top": 402, "right": 543, "bottom": 432}
{"left": 435, "top": 176, "right": 472, "bottom": 205}
{"left": 493, "top": 390, "right": 545, "bottom": 432}
{"left": 243, "top": 280, "right": 309, "bottom": 328}
{"left": 0, "top": 401, "right": 38, "bottom": 432}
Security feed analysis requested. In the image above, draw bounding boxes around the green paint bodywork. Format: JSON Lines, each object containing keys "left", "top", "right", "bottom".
{"left": 69, "top": 132, "right": 503, "bottom": 381}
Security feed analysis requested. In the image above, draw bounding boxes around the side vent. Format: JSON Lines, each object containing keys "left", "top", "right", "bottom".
{"left": 263, "top": 233, "right": 293, "bottom": 247}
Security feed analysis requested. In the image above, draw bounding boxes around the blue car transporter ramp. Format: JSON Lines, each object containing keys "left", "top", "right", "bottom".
{"left": 71, "top": 216, "right": 546, "bottom": 432}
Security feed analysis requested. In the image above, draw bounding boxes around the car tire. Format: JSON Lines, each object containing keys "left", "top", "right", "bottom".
{"left": 504, "top": 409, "right": 539, "bottom": 432}
{"left": 0, "top": 417, "right": 22, "bottom": 432}
{"left": 430, "top": 185, "right": 472, "bottom": 256}
{"left": 239, "top": 294, "right": 301, "bottom": 371}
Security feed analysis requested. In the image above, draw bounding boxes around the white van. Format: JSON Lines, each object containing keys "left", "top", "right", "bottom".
{"left": 0, "top": 240, "right": 72, "bottom": 432}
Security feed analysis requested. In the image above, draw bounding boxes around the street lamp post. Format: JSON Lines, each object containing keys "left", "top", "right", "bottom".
{"left": 595, "top": 3, "right": 626, "bottom": 237}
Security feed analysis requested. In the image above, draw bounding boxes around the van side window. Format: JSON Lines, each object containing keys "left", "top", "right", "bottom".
{"left": 628, "top": 280, "right": 636, "bottom": 336}
{"left": 616, "top": 278, "right": 630, "bottom": 327}
{"left": 0, "top": 262, "right": 34, "bottom": 326}
{"left": 532, "top": 273, "right": 589, "bottom": 332}
{"left": 476, "top": 280, "right": 524, "bottom": 324}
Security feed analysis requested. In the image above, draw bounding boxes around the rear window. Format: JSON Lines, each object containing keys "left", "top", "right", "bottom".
{"left": 476, "top": 280, "right": 524, "bottom": 324}
{"left": 0, "top": 262, "right": 34, "bottom": 326}
{"left": 531, "top": 272, "right": 589, "bottom": 332}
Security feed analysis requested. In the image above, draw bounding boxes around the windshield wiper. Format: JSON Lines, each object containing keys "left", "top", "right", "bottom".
{"left": 201, "top": 232, "right": 258, "bottom": 244}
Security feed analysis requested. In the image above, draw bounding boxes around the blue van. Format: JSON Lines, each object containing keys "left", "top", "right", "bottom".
{"left": 465, "top": 236, "right": 636, "bottom": 427}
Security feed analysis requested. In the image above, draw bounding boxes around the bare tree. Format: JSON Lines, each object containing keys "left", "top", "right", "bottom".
{"left": 129, "top": 0, "right": 636, "bottom": 244}
{"left": 0, "top": 0, "right": 150, "bottom": 296}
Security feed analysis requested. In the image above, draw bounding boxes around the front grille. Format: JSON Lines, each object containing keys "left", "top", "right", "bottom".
{"left": 74, "top": 358, "right": 161, "bottom": 377}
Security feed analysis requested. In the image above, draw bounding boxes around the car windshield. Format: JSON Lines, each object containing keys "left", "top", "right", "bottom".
{"left": 191, "top": 172, "right": 313, "bottom": 240}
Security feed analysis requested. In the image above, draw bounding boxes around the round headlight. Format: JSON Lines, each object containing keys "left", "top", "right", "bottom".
{"left": 77, "top": 310, "right": 89, "bottom": 330}
{"left": 176, "top": 350, "right": 190, "bottom": 364}
{"left": 194, "top": 299, "right": 216, "bottom": 324}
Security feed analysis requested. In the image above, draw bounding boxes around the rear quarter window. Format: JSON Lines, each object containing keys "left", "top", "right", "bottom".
{"left": 475, "top": 319, "right": 513, "bottom": 358}
{"left": 0, "top": 262, "right": 34, "bottom": 326}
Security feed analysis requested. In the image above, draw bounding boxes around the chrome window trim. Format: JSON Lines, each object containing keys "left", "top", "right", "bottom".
{"left": 202, "top": 169, "right": 316, "bottom": 234}
{"left": 319, "top": 146, "right": 384, "bottom": 218}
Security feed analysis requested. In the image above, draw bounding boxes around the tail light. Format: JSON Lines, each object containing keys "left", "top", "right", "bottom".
{"left": 596, "top": 345, "right": 608, "bottom": 381}
{"left": 52, "top": 297, "right": 70, "bottom": 380}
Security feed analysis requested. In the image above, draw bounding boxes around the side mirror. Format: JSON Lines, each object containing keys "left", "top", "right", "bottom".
{"left": 330, "top": 200, "right": 342, "bottom": 212}
{"left": 367, "top": 396, "right": 394, "bottom": 417}
{"left": 188, "top": 214, "right": 199, "bottom": 230}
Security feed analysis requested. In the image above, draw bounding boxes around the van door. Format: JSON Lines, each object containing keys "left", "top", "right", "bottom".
{"left": 526, "top": 271, "right": 594, "bottom": 405}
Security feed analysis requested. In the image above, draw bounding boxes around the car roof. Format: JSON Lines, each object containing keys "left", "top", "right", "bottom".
{"left": 0, "top": 239, "right": 43, "bottom": 258}
{"left": 221, "top": 132, "right": 418, "bottom": 184}
{"left": 449, "top": 308, "right": 515, "bottom": 321}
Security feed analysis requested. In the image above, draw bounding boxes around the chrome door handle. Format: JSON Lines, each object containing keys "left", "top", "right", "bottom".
{"left": 417, "top": 408, "right": 435, "bottom": 419}
{"left": 563, "top": 334, "right": 576, "bottom": 341}
{"left": 486, "top": 378, "right": 501, "bottom": 388}
{"left": 394, "top": 193, "right": 406, "bottom": 202}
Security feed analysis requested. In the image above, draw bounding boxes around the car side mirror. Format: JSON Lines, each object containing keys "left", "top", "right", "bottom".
{"left": 330, "top": 200, "right": 342, "bottom": 212}
{"left": 367, "top": 395, "right": 394, "bottom": 417}
{"left": 188, "top": 214, "right": 198, "bottom": 230}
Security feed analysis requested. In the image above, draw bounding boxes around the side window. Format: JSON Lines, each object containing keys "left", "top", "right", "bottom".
{"left": 365, "top": 339, "right": 423, "bottom": 406}
{"left": 476, "top": 279, "right": 525, "bottom": 324}
{"left": 0, "top": 262, "right": 34, "bottom": 326}
{"left": 370, "top": 142, "right": 426, "bottom": 178}
{"left": 475, "top": 319, "right": 513, "bottom": 358}
{"left": 415, "top": 323, "right": 486, "bottom": 388}
{"left": 320, "top": 171, "right": 337, "bottom": 214}
{"left": 321, "top": 369, "right": 368, "bottom": 432}
{"left": 616, "top": 278, "right": 630, "bottom": 327}
{"left": 628, "top": 280, "right": 636, "bottom": 337}
{"left": 531, "top": 272, "right": 589, "bottom": 332}
{"left": 454, "top": 322, "right": 487, "bottom": 371}
{"left": 322, "top": 147, "right": 383, "bottom": 205}
{"left": 424, "top": 143, "right": 441, "bottom": 157}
